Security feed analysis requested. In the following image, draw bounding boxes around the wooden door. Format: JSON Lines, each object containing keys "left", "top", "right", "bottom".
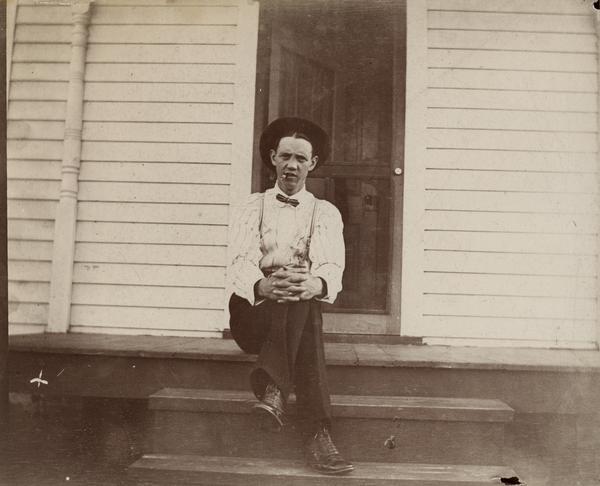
{"left": 264, "top": 2, "right": 405, "bottom": 335}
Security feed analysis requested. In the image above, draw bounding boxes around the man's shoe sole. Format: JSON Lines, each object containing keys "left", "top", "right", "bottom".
{"left": 253, "top": 402, "right": 284, "bottom": 432}
{"left": 308, "top": 464, "right": 355, "bottom": 475}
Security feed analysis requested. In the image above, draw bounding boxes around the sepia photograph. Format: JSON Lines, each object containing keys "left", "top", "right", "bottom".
{"left": 2, "top": 0, "right": 600, "bottom": 484}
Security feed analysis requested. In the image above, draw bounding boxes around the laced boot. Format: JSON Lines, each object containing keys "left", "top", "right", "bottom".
{"left": 304, "top": 424, "right": 354, "bottom": 475}
{"left": 252, "top": 383, "right": 286, "bottom": 432}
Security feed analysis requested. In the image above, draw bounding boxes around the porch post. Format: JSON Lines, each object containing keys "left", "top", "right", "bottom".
{"left": 47, "top": 0, "right": 92, "bottom": 333}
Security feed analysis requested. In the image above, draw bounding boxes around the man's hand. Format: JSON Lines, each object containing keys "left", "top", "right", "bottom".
{"left": 257, "top": 267, "right": 324, "bottom": 303}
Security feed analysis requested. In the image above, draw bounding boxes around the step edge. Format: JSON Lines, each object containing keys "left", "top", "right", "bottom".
{"left": 151, "top": 388, "right": 515, "bottom": 411}
{"left": 128, "top": 454, "right": 517, "bottom": 482}
{"left": 148, "top": 388, "right": 515, "bottom": 422}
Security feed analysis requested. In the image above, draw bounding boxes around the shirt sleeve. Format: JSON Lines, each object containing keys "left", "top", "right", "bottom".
{"left": 226, "top": 194, "right": 265, "bottom": 306}
{"left": 309, "top": 201, "right": 345, "bottom": 304}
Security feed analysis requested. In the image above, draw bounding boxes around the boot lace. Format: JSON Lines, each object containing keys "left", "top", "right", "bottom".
{"left": 316, "top": 427, "right": 341, "bottom": 458}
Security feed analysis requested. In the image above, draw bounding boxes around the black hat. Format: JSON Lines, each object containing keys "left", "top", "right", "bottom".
{"left": 259, "top": 117, "right": 330, "bottom": 170}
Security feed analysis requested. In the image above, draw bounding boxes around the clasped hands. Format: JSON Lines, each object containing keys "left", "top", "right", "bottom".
{"left": 257, "top": 266, "right": 324, "bottom": 303}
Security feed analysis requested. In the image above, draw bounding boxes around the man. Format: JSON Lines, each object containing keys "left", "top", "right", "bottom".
{"left": 227, "top": 117, "right": 353, "bottom": 475}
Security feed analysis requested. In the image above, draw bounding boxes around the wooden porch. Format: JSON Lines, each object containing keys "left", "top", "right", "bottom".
{"left": 7, "top": 333, "right": 600, "bottom": 484}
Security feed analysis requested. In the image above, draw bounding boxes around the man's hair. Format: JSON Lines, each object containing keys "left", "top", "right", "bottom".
{"left": 274, "top": 131, "right": 313, "bottom": 154}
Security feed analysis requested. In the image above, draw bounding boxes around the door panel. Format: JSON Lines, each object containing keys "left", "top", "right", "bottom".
{"left": 262, "top": 2, "right": 405, "bottom": 331}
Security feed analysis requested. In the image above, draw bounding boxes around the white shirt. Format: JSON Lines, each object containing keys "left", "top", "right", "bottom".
{"left": 227, "top": 184, "right": 345, "bottom": 305}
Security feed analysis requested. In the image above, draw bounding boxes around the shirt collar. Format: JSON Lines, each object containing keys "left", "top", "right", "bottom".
{"left": 269, "top": 183, "right": 314, "bottom": 206}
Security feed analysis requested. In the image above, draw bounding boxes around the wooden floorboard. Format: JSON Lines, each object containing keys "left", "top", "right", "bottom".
{"left": 128, "top": 454, "right": 517, "bottom": 485}
{"left": 9, "top": 332, "right": 600, "bottom": 373}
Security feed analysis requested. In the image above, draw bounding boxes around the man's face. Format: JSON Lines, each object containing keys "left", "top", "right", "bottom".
{"left": 271, "top": 136, "right": 318, "bottom": 196}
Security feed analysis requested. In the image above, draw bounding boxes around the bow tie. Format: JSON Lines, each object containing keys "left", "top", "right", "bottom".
{"left": 276, "top": 193, "right": 300, "bottom": 207}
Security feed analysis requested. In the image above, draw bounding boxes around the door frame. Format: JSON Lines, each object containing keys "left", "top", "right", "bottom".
{"left": 254, "top": 1, "right": 407, "bottom": 336}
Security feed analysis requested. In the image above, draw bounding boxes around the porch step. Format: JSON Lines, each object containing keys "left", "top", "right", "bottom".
{"left": 147, "top": 388, "right": 514, "bottom": 465}
{"left": 128, "top": 454, "right": 517, "bottom": 485}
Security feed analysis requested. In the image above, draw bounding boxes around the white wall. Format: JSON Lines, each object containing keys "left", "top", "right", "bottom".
{"left": 7, "top": 0, "right": 258, "bottom": 337}
{"left": 403, "top": 0, "right": 599, "bottom": 348}
{"left": 7, "top": 2, "right": 71, "bottom": 334}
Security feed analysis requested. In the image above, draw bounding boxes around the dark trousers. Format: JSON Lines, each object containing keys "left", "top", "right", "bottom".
{"left": 228, "top": 294, "right": 332, "bottom": 434}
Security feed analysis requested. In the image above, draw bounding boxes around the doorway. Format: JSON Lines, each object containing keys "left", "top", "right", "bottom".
{"left": 252, "top": 0, "right": 406, "bottom": 335}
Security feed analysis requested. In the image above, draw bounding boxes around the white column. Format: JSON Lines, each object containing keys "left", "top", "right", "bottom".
{"left": 47, "top": 0, "right": 92, "bottom": 333}
{"left": 400, "top": 0, "right": 428, "bottom": 337}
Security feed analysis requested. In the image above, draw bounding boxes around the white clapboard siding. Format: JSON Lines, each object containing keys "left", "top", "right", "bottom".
{"left": 427, "top": 0, "right": 590, "bottom": 14}
{"left": 70, "top": 306, "right": 224, "bottom": 333}
{"left": 13, "top": 44, "right": 71, "bottom": 63}
{"left": 78, "top": 182, "right": 229, "bottom": 204}
{"left": 424, "top": 294, "right": 596, "bottom": 321}
{"left": 424, "top": 211, "right": 599, "bottom": 235}
{"left": 427, "top": 129, "right": 597, "bottom": 152}
{"left": 77, "top": 202, "right": 228, "bottom": 225}
{"left": 10, "top": 81, "right": 69, "bottom": 101}
{"left": 424, "top": 231, "right": 598, "bottom": 255}
{"left": 424, "top": 273, "right": 597, "bottom": 299}
{"left": 80, "top": 142, "right": 231, "bottom": 163}
{"left": 72, "top": 284, "right": 225, "bottom": 309}
{"left": 427, "top": 110, "right": 598, "bottom": 133}
{"left": 425, "top": 170, "right": 598, "bottom": 194}
{"left": 8, "top": 121, "right": 65, "bottom": 141}
{"left": 69, "top": 0, "right": 258, "bottom": 336}
{"left": 9, "top": 304, "right": 49, "bottom": 326}
{"left": 420, "top": 316, "right": 596, "bottom": 343}
{"left": 428, "top": 30, "right": 597, "bottom": 53}
{"left": 67, "top": 326, "right": 219, "bottom": 338}
{"left": 7, "top": 141, "right": 63, "bottom": 161}
{"left": 82, "top": 122, "right": 234, "bottom": 144}
{"left": 414, "top": 0, "right": 599, "bottom": 347}
{"left": 7, "top": 181, "right": 61, "bottom": 201}
{"left": 74, "top": 243, "right": 227, "bottom": 267}
{"left": 86, "top": 44, "right": 236, "bottom": 64}
{"left": 9, "top": 324, "right": 47, "bottom": 335}
{"left": 14, "top": 24, "right": 72, "bottom": 43}
{"left": 87, "top": 24, "right": 236, "bottom": 44}
{"left": 429, "top": 50, "right": 597, "bottom": 73}
{"left": 428, "top": 69, "right": 597, "bottom": 93}
{"left": 425, "top": 190, "right": 599, "bottom": 214}
{"left": 8, "top": 220, "right": 55, "bottom": 243}
{"left": 10, "top": 63, "right": 70, "bottom": 82}
{"left": 84, "top": 63, "right": 235, "bottom": 83}
{"left": 90, "top": 6, "right": 238, "bottom": 25}
{"left": 8, "top": 261, "right": 52, "bottom": 282}
{"left": 9, "top": 282, "right": 51, "bottom": 304}
{"left": 8, "top": 240, "right": 54, "bottom": 262}
{"left": 72, "top": 263, "right": 225, "bottom": 287}
{"left": 424, "top": 252, "right": 597, "bottom": 277}
{"left": 428, "top": 11, "right": 595, "bottom": 33}
{"left": 83, "top": 83, "right": 234, "bottom": 103}
{"left": 425, "top": 150, "right": 598, "bottom": 173}
{"left": 428, "top": 89, "right": 597, "bottom": 112}
{"left": 8, "top": 101, "right": 67, "bottom": 120}
{"left": 76, "top": 222, "right": 227, "bottom": 246}
{"left": 8, "top": 200, "right": 58, "bottom": 221}
{"left": 79, "top": 162, "right": 230, "bottom": 185}
{"left": 8, "top": 160, "right": 62, "bottom": 181}
{"left": 83, "top": 102, "right": 232, "bottom": 124}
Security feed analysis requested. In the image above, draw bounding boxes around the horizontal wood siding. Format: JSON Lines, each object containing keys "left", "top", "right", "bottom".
{"left": 421, "top": 0, "right": 598, "bottom": 347}
{"left": 7, "top": 2, "right": 70, "bottom": 334}
{"left": 71, "top": 0, "right": 245, "bottom": 337}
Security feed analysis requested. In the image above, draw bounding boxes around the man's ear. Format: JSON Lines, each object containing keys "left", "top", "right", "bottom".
{"left": 308, "top": 156, "right": 318, "bottom": 171}
{"left": 270, "top": 149, "right": 277, "bottom": 167}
